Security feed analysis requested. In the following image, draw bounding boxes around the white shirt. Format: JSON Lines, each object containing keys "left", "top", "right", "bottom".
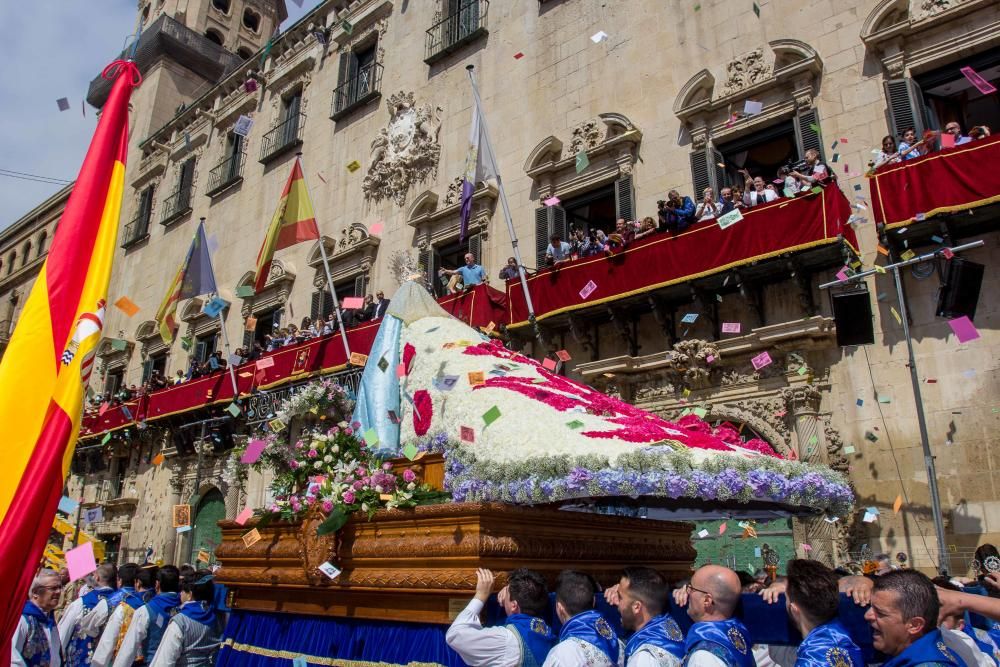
{"left": 752, "top": 643, "right": 797, "bottom": 667}
{"left": 57, "top": 597, "right": 84, "bottom": 655}
{"left": 149, "top": 619, "right": 185, "bottom": 667}
{"left": 112, "top": 605, "right": 151, "bottom": 667}
{"left": 628, "top": 645, "right": 682, "bottom": 667}
{"left": 445, "top": 598, "right": 522, "bottom": 667}
{"left": 683, "top": 649, "right": 728, "bottom": 667}
{"left": 81, "top": 597, "right": 113, "bottom": 638}
{"left": 12, "top": 612, "right": 62, "bottom": 667}
{"left": 92, "top": 603, "right": 128, "bottom": 667}
{"left": 696, "top": 202, "right": 722, "bottom": 221}
{"left": 941, "top": 627, "right": 993, "bottom": 667}
{"left": 542, "top": 637, "right": 624, "bottom": 667}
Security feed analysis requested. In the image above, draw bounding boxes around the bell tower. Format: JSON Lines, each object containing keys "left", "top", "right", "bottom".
{"left": 142, "top": 0, "right": 286, "bottom": 62}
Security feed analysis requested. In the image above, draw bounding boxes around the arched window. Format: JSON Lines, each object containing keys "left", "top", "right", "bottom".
{"left": 21, "top": 242, "right": 31, "bottom": 266}
{"left": 205, "top": 29, "right": 224, "bottom": 47}
{"left": 237, "top": 47, "right": 254, "bottom": 62}
{"left": 36, "top": 231, "right": 47, "bottom": 257}
{"left": 141, "top": 5, "right": 150, "bottom": 24}
{"left": 211, "top": 0, "right": 230, "bottom": 13}
{"left": 242, "top": 8, "right": 261, "bottom": 32}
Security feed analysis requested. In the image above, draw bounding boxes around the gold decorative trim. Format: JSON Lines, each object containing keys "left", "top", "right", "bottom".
{"left": 222, "top": 638, "right": 447, "bottom": 667}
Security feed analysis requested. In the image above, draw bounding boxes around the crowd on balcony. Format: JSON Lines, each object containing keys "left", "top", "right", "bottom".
{"left": 444, "top": 552, "right": 1000, "bottom": 667}
{"left": 871, "top": 122, "right": 992, "bottom": 171}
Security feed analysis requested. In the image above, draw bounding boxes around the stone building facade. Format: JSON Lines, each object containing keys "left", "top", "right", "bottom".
{"left": 38, "top": 0, "right": 1000, "bottom": 570}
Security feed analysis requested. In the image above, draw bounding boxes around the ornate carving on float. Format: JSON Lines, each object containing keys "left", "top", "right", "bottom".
{"left": 297, "top": 506, "right": 337, "bottom": 586}
{"left": 362, "top": 92, "right": 443, "bottom": 207}
{"left": 721, "top": 48, "right": 772, "bottom": 96}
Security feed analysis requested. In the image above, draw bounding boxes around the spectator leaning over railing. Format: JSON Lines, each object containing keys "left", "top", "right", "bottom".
{"left": 545, "top": 234, "right": 573, "bottom": 264}
{"left": 658, "top": 190, "right": 696, "bottom": 233}
{"left": 944, "top": 121, "right": 973, "bottom": 146}
{"left": 498, "top": 257, "right": 519, "bottom": 281}
{"left": 897, "top": 127, "right": 925, "bottom": 160}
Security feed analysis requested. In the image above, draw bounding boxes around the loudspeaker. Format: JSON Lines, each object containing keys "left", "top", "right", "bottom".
{"left": 832, "top": 289, "right": 875, "bottom": 346}
{"left": 936, "top": 257, "right": 984, "bottom": 320}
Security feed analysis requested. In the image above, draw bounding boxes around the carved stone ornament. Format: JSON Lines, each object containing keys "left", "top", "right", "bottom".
{"left": 442, "top": 176, "right": 465, "bottom": 207}
{"left": 567, "top": 119, "right": 603, "bottom": 158}
{"left": 916, "top": 0, "right": 960, "bottom": 19}
{"left": 721, "top": 48, "right": 772, "bottom": 97}
{"left": 336, "top": 222, "right": 370, "bottom": 253}
{"left": 362, "top": 91, "right": 443, "bottom": 207}
{"left": 663, "top": 339, "right": 721, "bottom": 389}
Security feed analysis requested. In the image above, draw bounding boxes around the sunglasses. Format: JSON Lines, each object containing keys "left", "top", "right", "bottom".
{"left": 686, "top": 583, "right": 711, "bottom": 597}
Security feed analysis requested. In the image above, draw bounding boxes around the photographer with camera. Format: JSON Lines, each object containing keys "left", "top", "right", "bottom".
{"left": 790, "top": 149, "right": 833, "bottom": 190}
{"left": 657, "top": 190, "right": 696, "bottom": 233}
{"left": 740, "top": 169, "right": 778, "bottom": 208}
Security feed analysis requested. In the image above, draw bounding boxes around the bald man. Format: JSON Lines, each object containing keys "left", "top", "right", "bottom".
{"left": 674, "top": 565, "right": 755, "bottom": 667}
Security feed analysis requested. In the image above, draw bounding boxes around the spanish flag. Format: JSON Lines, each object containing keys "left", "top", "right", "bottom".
{"left": 0, "top": 61, "right": 138, "bottom": 647}
{"left": 253, "top": 157, "right": 320, "bottom": 293}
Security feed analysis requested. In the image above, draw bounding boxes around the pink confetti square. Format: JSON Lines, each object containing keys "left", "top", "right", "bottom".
{"left": 543, "top": 196, "right": 561, "bottom": 207}
{"left": 721, "top": 322, "right": 741, "bottom": 334}
{"left": 705, "top": 354, "right": 715, "bottom": 364}
{"left": 948, "top": 316, "right": 980, "bottom": 343}
{"left": 241, "top": 439, "right": 267, "bottom": 464}
{"left": 555, "top": 350, "right": 571, "bottom": 362}
{"left": 256, "top": 356, "right": 274, "bottom": 370}
{"left": 836, "top": 268, "right": 849, "bottom": 281}
{"left": 396, "top": 363, "right": 406, "bottom": 378}
{"left": 235, "top": 507, "right": 254, "bottom": 526}
{"left": 461, "top": 426, "right": 475, "bottom": 443}
{"left": 751, "top": 351, "right": 773, "bottom": 370}
{"left": 369, "top": 221, "right": 384, "bottom": 235}
{"left": 342, "top": 297, "right": 364, "bottom": 309}
{"left": 542, "top": 357, "right": 557, "bottom": 371}
{"left": 579, "top": 280, "right": 597, "bottom": 299}
{"left": 66, "top": 542, "right": 97, "bottom": 582}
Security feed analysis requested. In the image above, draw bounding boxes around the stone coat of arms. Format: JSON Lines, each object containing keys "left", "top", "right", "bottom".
{"left": 362, "top": 91, "right": 443, "bottom": 207}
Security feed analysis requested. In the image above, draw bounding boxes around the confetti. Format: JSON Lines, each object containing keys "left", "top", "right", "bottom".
{"left": 235, "top": 507, "right": 254, "bottom": 526}
{"left": 341, "top": 18, "right": 354, "bottom": 34}
{"left": 856, "top": 398, "right": 863, "bottom": 407}
{"left": 467, "top": 370, "right": 485, "bottom": 386}
{"left": 843, "top": 445, "right": 855, "bottom": 454}
{"left": 890, "top": 307, "right": 902, "bottom": 325}
{"left": 575, "top": 151, "right": 590, "bottom": 173}
{"left": 542, "top": 357, "right": 557, "bottom": 371}
{"left": 234, "top": 115, "right": 253, "bottom": 137}
{"left": 716, "top": 208, "right": 744, "bottom": 230}
{"left": 693, "top": 407, "right": 707, "bottom": 418}
{"left": 900, "top": 249, "right": 915, "bottom": 261}
{"left": 721, "top": 322, "right": 741, "bottom": 334}
{"left": 460, "top": 426, "right": 475, "bottom": 443}
{"left": 483, "top": 405, "right": 501, "bottom": 426}
{"left": 698, "top": 529, "right": 710, "bottom": 538}
{"left": 579, "top": 280, "right": 597, "bottom": 299}
{"left": 960, "top": 65, "right": 997, "bottom": 95}
{"left": 513, "top": 52, "right": 524, "bottom": 59}
{"left": 543, "top": 196, "right": 561, "bottom": 206}
{"left": 369, "top": 221, "right": 384, "bottom": 235}
{"left": 242, "top": 528, "right": 262, "bottom": 547}
{"left": 555, "top": 350, "right": 571, "bottom": 362}
{"left": 752, "top": 2, "right": 760, "bottom": 16}
{"left": 342, "top": 297, "right": 364, "bottom": 309}
{"left": 114, "top": 296, "right": 140, "bottom": 317}
{"left": 396, "top": 363, "right": 407, "bottom": 378}
{"left": 941, "top": 247, "right": 954, "bottom": 260}
{"left": 65, "top": 543, "right": 98, "bottom": 582}
{"left": 226, "top": 402, "right": 242, "bottom": 418}
{"left": 948, "top": 316, "right": 980, "bottom": 343}
{"left": 878, "top": 395, "right": 891, "bottom": 404}
{"left": 801, "top": 543, "right": 813, "bottom": 552}
{"left": 241, "top": 439, "right": 267, "bottom": 464}
{"left": 349, "top": 352, "right": 369, "bottom": 366}
{"left": 590, "top": 31, "right": 609, "bottom": 43}
{"left": 743, "top": 100, "right": 763, "bottom": 115}
{"left": 705, "top": 355, "right": 715, "bottom": 364}
{"left": 152, "top": 452, "right": 165, "bottom": 466}
{"left": 57, "top": 97, "right": 70, "bottom": 112}
{"left": 893, "top": 495, "right": 903, "bottom": 514}
{"left": 318, "top": 562, "right": 341, "bottom": 580}
{"left": 865, "top": 431, "right": 878, "bottom": 442}
{"left": 402, "top": 444, "right": 418, "bottom": 460}
{"left": 681, "top": 313, "right": 699, "bottom": 324}
{"left": 719, "top": 522, "right": 727, "bottom": 535}
{"left": 256, "top": 356, "right": 275, "bottom": 369}
{"left": 363, "top": 428, "right": 379, "bottom": 447}
{"left": 58, "top": 496, "right": 79, "bottom": 515}
{"left": 346, "top": 160, "right": 361, "bottom": 172}
{"left": 751, "top": 351, "right": 772, "bottom": 370}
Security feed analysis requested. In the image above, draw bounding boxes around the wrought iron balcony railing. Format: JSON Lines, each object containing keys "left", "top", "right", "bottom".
{"left": 330, "top": 62, "right": 384, "bottom": 121}
{"left": 259, "top": 112, "right": 305, "bottom": 164}
{"left": 206, "top": 151, "right": 246, "bottom": 196}
{"left": 121, "top": 212, "right": 150, "bottom": 249}
{"left": 160, "top": 187, "right": 192, "bottom": 225}
{"left": 425, "top": 0, "right": 489, "bottom": 65}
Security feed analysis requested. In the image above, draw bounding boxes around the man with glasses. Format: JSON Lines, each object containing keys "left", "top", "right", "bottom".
{"left": 944, "top": 122, "right": 972, "bottom": 147}
{"left": 605, "top": 567, "right": 685, "bottom": 666}
{"left": 13, "top": 568, "right": 64, "bottom": 666}
{"left": 673, "top": 565, "right": 754, "bottom": 667}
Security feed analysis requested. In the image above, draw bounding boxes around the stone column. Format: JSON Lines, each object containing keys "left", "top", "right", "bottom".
{"left": 163, "top": 472, "right": 185, "bottom": 565}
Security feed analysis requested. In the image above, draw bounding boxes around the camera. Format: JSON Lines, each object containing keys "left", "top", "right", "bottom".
{"left": 786, "top": 158, "right": 809, "bottom": 173}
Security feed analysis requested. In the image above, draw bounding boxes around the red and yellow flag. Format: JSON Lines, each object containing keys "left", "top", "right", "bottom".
{"left": 253, "top": 157, "right": 320, "bottom": 292}
{"left": 0, "top": 61, "right": 138, "bottom": 647}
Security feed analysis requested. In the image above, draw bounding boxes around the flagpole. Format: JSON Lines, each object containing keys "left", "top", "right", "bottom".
{"left": 465, "top": 66, "right": 541, "bottom": 341}
{"left": 216, "top": 308, "right": 240, "bottom": 400}
{"left": 296, "top": 153, "right": 352, "bottom": 362}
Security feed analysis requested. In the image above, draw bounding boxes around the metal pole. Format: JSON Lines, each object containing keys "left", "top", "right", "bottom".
{"left": 891, "top": 264, "right": 949, "bottom": 574}
{"left": 819, "top": 240, "right": 984, "bottom": 575}
{"left": 216, "top": 308, "right": 240, "bottom": 399}
{"left": 465, "top": 66, "right": 540, "bottom": 339}
{"left": 297, "top": 153, "right": 352, "bottom": 362}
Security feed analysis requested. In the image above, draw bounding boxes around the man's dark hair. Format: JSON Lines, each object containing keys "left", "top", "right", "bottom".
{"left": 932, "top": 576, "right": 961, "bottom": 592}
{"left": 555, "top": 570, "right": 597, "bottom": 618}
{"left": 157, "top": 565, "right": 181, "bottom": 593}
{"left": 507, "top": 568, "right": 549, "bottom": 618}
{"left": 786, "top": 559, "right": 840, "bottom": 625}
{"left": 118, "top": 563, "right": 139, "bottom": 588}
{"left": 550, "top": 234, "right": 561, "bottom": 242}
{"left": 872, "top": 570, "right": 938, "bottom": 635}
{"left": 96, "top": 563, "right": 118, "bottom": 588}
{"left": 180, "top": 569, "right": 216, "bottom": 603}
{"left": 137, "top": 566, "right": 157, "bottom": 591}
{"left": 179, "top": 564, "right": 197, "bottom": 578}
{"left": 622, "top": 566, "right": 668, "bottom": 616}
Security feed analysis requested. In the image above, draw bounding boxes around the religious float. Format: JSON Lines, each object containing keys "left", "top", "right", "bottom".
{"left": 214, "top": 280, "right": 853, "bottom": 666}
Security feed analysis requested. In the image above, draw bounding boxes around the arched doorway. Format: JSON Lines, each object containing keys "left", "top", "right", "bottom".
{"left": 190, "top": 488, "right": 225, "bottom": 565}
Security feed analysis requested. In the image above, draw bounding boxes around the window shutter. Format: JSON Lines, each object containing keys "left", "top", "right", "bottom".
{"left": 180, "top": 159, "right": 195, "bottom": 191}
{"left": 338, "top": 51, "right": 351, "bottom": 87}
{"left": 311, "top": 290, "right": 321, "bottom": 320}
{"left": 884, "top": 78, "right": 926, "bottom": 138}
{"left": 614, "top": 175, "right": 635, "bottom": 221}
{"left": 467, "top": 233, "right": 482, "bottom": 267}
{"left": 689, "top": 149, "right": 710, "bottom": 201}
{"left": 194, "top": 341, "right": 207, "bottom": 364}
{"left": 711, "top": 148, "right": 726, "bottom": 193}
{"left": 139, "top": 187, "right": 154, "bottom": 230}
{"left": 141, "top": 359, "right": 153, "bottom": 384}
{"left": 242, "top": 329, "right": 254, "bottom": 348}
{"left": 535, "top": 205, "right": 566, "bottom": 266}
{"left": 420, "top": 246, "right": 436, "bottom": 293}
{"left": 794, "top": 108, "right": 823, "bottom": 161}
{"left": 354, "top": 274, "right": 367, "bottom": 298}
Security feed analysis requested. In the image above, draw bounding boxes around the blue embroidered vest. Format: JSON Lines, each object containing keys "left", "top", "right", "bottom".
{"left": 559, "top": 609, "right": 621, "bottom": 664}
{"left": 66, "top": 586, "right": 116, "bottom": 666}
{"left": 963, "top": 625, "right": 1000, "bottom": 665}
{"left": 142, "top": 592, "right": 182, "bottom": 662}
{"left": 504, "top": 613, "right": 557, "bottom": 667}
{"left": 881, "top": 629, "right": 967, "bottom": 667}
{"left": 626, "top": 614, "right": 686, "bottom": 662}
{"left": 20, "top": 601, "right": 55, "bottom": 667}
{"left": 796, "top": 620, "right": 864, "bottom": 667}
{"left": 682, "top": 618, "right": 755, "bottom": 667}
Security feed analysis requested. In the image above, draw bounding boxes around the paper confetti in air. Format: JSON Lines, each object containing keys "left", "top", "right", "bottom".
{"left": 590, "top": 31, "right": 609, "bottom": 43}
{"left": 948, "top": 316, "right": 980, "bottom": 343}
{"left": 960, "top": 65, "right": 997, "bottom": 95}
{"left": 256, "top": 356, "right": 275, "bottom": 370}
{"left": 801, "top": 543, "right": 813, "bottom": 552}
{"left": 751, "top": 351, "right": 772, "bottom": 370}
{"left": 363, "top": 428, "right": 379, "bottom": 446}
{"left": 369, "top": 221, "right": 384, "bottom": 235}
{"left": 226, "top": 402, "right": 242, "bottom": 418}
{"left": 843, "top": 445, "right": 855, "bottom": 454}
{"left": 349, "top": 352, "right": 369, "bottom": 366}
{"left": 893, "top": 495, "right": 903, "bottom": 514}
{"left": 346, "top": 160, "right": 361, "bottom": 172}
{"left": 235, "top": 507, "right": 254, "bottom": 526}
{"left": 877, "top": 395, "right": 891, "bottom": 404}
{"left": 242, "top": 528, "right": 263, "bottom": 547}
{"left": 467, "top": 370, "right": 485, "bottom": 386}
{"left": 57, "top": 98, "right": 71, "bottom": 112}
{"left": 681, "top": 313, "right": 699, "bottom": 324}
{"left": 542, "top": 357, "right": 557, "bottom": 371}
{"left": 114, "top": 296, "right": 140, "bottom": 317}
{"left": 566, "top": 419, "right": 585, "bottom": 430}
{"left": 575, "top": 151, "right": 590, "bottom": 173}
{"left": 543, "top": 196, "right": 561, "bottom": 207}
{"left": 743, "top": 100, "right": 763, "bottom": 115}
{"left": 513, "top": 52, "right": 524, "bottom": 59}
{"left": 721, "top": 322, "right": 741, "bottom": 334}
{"left": 579, "top": 280, "right": 597, "bottom": 299}
{"left": 152, "top": 452, "right": 165, "bottom": 466}
{"left": 698, "top": 529, "right": 710, "bottom": 538}
{"left": 66, "top": 543, "right": 98, "bottom": 582}
{"left": 752, "top": 2, "right": 760, "bottom": 16}
{"left": 241, "top": 439, "right": 267, "bottom": 464}
{"left": 58, "top": 496, "right": 79, "bottom": 515}
{"left": 483, "top": 405, "right": 501, "bottom": 426}
{"left": 402, "top": 444, "right": 418, "bottom": 460}
{"left": 890, "top": 307, "right": 902, "bottom": 325}
{"left": 176, "top": 525, "right": 191, "bottom": 533}
{"left": 461, "top": 426, "right": 475, "bottom": 443}
{"left": 716, "top": 208, "right": 744, "bottom": 229}
{"left": 941, "top": 247, "right": 954, "bottom": 259}
{"left": 342, "top": 297, "right": 364, "bottom": 309}
{"left": 318, "top": 562, "right": 341, "bottom": 581}
{"left": 900, "top": 249, "right": 915, "bottom": 261}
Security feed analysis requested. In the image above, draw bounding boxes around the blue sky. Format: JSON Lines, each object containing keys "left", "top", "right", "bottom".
{"left": 0, "top": 1, "right": 312, "bottom": 227}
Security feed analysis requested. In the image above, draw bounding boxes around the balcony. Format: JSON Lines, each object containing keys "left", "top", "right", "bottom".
{"left": 425, "top": 0, "right": 489, "bottom": 65}
{"left": 121, "top": 213, "right": 150, "bottom": 249}
{"left": 259, "top": 113, "right": 305, "bottom": 164}
{"left": 206, "top": 152, "right": 246, "bottom": 196}
{"left": 160, "top": 187, "right": 192, "bottom": 226}
{"left": 330, "top": 62, "right": 384, "bottom": 121}
{"left": 94, "top": 478, "right": 138, "bottom": 509}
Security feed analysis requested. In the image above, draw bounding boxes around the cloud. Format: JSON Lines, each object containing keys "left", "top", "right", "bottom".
{"left": 0, "top": 1, "right": 314, "bottom": 229}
